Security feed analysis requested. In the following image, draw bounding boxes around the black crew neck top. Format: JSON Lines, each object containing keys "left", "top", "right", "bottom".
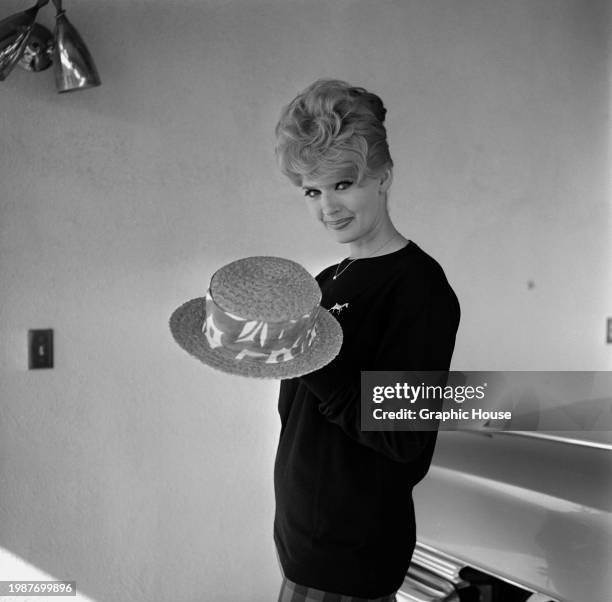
{"left": 273, "top": 240, "right": 460, "bottom": 598}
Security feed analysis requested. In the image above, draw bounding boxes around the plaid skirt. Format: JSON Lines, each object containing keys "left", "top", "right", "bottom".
{"left": 277, "top": 577, "right": 398, "bottom": 602}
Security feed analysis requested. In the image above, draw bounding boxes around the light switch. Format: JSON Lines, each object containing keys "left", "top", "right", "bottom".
{"left": 29, "top": 329, "right": 53, "bottom": 369}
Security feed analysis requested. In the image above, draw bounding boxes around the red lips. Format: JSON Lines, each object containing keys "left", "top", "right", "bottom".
{"left": 325, "top": 218, "right": 352, "bottom": 226}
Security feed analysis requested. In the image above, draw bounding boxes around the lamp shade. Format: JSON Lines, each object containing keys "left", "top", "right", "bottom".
{"left": 18, "top": 23, "right": 53, "bottom": 72}
{"left": 53, "top": 9, "right": 100, "bottom": 92}
{"left": 0, "top": 3, "right": 42, "bottom": 81}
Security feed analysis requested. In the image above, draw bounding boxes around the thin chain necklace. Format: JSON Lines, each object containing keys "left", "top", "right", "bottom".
{"left": 332, "top": 234, "right": 398, "bottom": 280}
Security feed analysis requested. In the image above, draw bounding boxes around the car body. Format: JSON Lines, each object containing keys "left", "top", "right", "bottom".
{"left": 400, "top": 426, "right": 612, "bottom": 602}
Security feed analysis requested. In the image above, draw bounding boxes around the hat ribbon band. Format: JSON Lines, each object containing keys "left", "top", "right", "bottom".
{"left": 202, "top": 291, "right": 319, "bottom": 364}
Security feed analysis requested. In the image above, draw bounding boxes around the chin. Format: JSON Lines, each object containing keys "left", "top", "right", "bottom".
{"left": 329, "top": 230, "right": 356, "bottom": 244}
{"left": 325, "top": 223, "right": 359, "bottom": 242}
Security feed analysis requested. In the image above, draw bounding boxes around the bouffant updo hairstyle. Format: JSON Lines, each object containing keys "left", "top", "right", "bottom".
{"left": 275, "top": 79, "right": 393, "bottom": 187}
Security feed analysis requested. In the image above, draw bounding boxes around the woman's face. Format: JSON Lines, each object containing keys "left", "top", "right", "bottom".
{"left": 300, "top": 170, "right": 392, "bottom": 245}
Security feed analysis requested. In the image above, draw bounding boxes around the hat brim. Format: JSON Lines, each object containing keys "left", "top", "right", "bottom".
{"left": 169, "top": 297, "right": 343, "bottom": 379}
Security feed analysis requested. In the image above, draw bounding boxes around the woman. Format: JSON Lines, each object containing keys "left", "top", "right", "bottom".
{"left": 273, "top": 79, "right": 460, "bottom": 602}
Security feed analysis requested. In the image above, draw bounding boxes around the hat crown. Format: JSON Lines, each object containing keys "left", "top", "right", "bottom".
{"left": 210, "top": 256, "right": 320, "bottom": 321}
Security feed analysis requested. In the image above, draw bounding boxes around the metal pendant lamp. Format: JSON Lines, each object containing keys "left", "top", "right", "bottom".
{"left": 0, "top": 0, "right": 47, "bottom": 80}
{"left": 52, "top": 0, "right": 100, "bottom": 92}
{"left": 0, "top": 0, "right": 101, "bottom": 92}
{"left": 18, "top": 23, "right": 53, "bottom": 72}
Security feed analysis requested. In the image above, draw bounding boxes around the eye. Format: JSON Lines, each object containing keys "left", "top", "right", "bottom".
{"left": 303, "top": 188, "right": 320, "bottom": 199}
{"left": 335, "top": 180, "right": 353, "bottom": 191}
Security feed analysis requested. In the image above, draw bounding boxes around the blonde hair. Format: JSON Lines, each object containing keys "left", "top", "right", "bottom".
{"left": 275, "top": 79, "right": 393, "bottom": 186}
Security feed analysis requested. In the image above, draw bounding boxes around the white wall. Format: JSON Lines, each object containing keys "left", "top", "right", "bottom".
{"left": 0, "top": 1, "right": 609, "bottom": 601}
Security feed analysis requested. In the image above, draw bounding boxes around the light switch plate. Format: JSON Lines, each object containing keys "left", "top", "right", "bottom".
{"left": 29, "top": 329, "right": 53, "bottom": 369}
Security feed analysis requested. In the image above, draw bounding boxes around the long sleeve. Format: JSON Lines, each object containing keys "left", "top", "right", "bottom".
{"left": 300, "top": 268, "right": 460, "bottom": 463}
{"left": 274, "top": 241, "right": 462, "bottom": 597}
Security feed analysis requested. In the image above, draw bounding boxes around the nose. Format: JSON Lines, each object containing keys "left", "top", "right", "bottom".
{"left": 319, "top": 190, "right": 340, "bottom": 216}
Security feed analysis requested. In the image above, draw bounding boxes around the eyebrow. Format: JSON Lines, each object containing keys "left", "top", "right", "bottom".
{"left": 301, "top": 177, "right": 353, "bottom": 190}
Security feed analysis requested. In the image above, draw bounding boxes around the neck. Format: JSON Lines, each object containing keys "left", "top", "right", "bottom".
{"left": 348, "top": 226, "right": 405, "bottom": 259}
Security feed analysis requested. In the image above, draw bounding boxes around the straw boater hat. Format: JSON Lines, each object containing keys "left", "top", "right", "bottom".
{"left": 169, "top": 256, "right": 343, "bottom": 379}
